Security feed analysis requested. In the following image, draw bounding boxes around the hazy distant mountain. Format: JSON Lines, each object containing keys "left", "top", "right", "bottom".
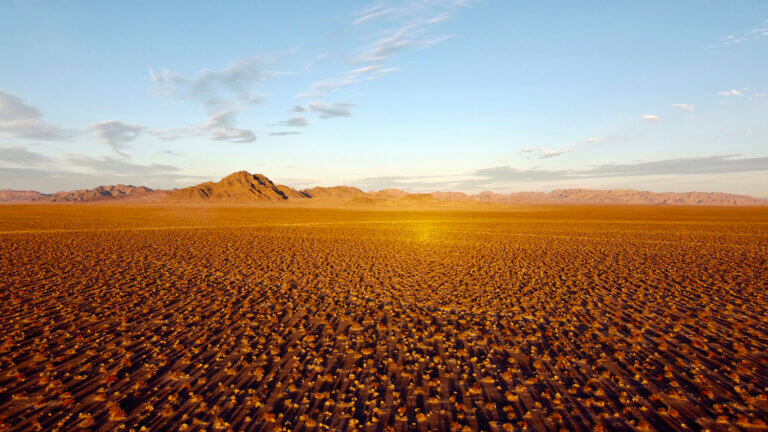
{"left": 0, "top": 185, "right": 164, "bottom": 203}
{"left": 44, "top": 185, "right": 164, "bottom": 202}
{"left": 430, "top": 188, "right": 768, "bottom": 206}
{"left": 0, "top": 189, "right": 46, "bottom": 202}
{"left": 3, "top": 171, "right": 767, "bottom": 206}
{"left": 302, "top": 186, "right": 367, "bottom": 201}
{"left": 164, "top": 171, "right": 309, "bottom": 202}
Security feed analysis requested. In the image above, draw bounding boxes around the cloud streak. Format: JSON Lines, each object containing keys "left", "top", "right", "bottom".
{"left": 272, "top": 117, "right": 310, "bottom": 127}
{"left": 296, "top": 65, "right": 398, "bottom": 98}
{"left": 521, "top": 146, "right": 572, "bottom": 159}
{"left": 294, "top": 102, "right": 354, "bottom": 118}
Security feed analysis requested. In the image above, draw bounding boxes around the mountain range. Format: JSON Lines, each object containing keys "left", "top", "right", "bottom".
{"left": 2, "top": 170, "right": 766, "bottom": 206}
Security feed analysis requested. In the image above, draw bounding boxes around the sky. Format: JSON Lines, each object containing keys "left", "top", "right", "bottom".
{"left": 1, "top": 0, "right": 767, "bottom": 196}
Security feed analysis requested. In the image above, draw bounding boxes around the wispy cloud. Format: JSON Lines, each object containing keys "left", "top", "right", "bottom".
{"left": 149, "top": 57, "right": 271, "bottom": 113}
{"left": 272, "top": 117, "right": 311, "bottom": 127}
{"left": 294, "top": 102, "right": 354, "bottom": 118}
{"left": 671, "top": 103, "right": 695, "bottom": 112}
{"left": 0, "top": 158, "right": 199, "bottom": 193}
{"left": 0, "top": 146, "right": 54, "bottom": 166}
{"left": 296, "top": 65, "right": 398, "bottom": 98}
{"left": 87, "top": 120, "right": 143, "bottom": 154}
{"left": 353, "top": 6, "right": 395, "bottom": 25}
{"left": 269, "top": 131, "right": 303, "bottom": 136}
{"left": 352, "top": 155, "right": 768, "bottom": 192}
{"left": 67, "top": 155, "right": 180, "bottom": 176}
{"left": 0, "top": 91, "right": 77, "bottom": 141}
{"left": 352, "top": 25, "right": 453, "bottom": 63}
{"left": 473, "top": 155, "right": 768, "bottom": 183}
{"left": 538, "top": 147, "right": 571, "bottom": 159}
{"left": 722, "top": 19, "right": 768, "bottom": 45}
{"left": 148, "top": 58, "right": 270, "bottom": 142}
{"left": 1, "top": 91, "right": 144, "bottom": 152}
{"left": 641, "top": 114, "right": 659, "bottom": 121}
{"left": 156, "top": 150, "right": 184, "bottom": 156}
{"left": 152, "top": 110, "right": 257, "bottom": 143}
{"left": 349, "top": 0, "right": 475, "bottom": 63}
{"left": 521, "top": 145, "right": 572, "bottom": 159}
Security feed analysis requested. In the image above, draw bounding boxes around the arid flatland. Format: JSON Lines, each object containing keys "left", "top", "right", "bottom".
{"left": 1, "top": 204, "right": 767, "bottom": 431}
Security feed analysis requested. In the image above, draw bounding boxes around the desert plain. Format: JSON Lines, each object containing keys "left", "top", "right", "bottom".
{"left": 0, "top": 203, "right": 767, "bottom": 432}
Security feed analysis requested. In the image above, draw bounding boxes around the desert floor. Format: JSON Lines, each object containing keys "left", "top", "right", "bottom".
{"left": 1, "top": 204, "right": 767, "bottom": 432}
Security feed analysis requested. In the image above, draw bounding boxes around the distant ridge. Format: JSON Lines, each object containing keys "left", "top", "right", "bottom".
{"left": 0, "top": 189, "right": 46, "bottom": 202}
{"left": 46, "top": 185, "right": 163, "bottom": 202}
{"left": 2, "top": 171, "right": 767, "bottom": 206}
{"left": 0, "top": 185, "right": 165, "bottom": 203}
{"left": 430, "top": 188, "right": 768, "bottom": 206}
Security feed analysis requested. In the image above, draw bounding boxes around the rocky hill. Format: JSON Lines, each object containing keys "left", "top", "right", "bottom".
{"left": 164, "top": 171, "right": 309, "bottom": 202}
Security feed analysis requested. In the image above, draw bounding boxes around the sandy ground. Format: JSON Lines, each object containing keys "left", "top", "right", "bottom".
{"left": 1, "top": 204, "right": 767, "bottom": 431}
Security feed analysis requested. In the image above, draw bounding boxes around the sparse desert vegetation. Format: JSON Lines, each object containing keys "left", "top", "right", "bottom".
{"left": 0, "top": 204, "right": 767, "bottom": 431}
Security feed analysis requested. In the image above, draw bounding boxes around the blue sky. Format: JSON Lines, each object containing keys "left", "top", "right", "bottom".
{"left": 1, "top": 0, "right": 767, "bottom": 195}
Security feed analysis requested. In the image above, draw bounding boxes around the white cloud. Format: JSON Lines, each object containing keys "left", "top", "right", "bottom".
{"left": 520, "top": 146, "right": 534, "bottom": 153}
{"left": 641, "top": 114, "right": 659, "bottom": 121}
{"left": 538, "top": 147, "right": 571, "bottom": 159}
{"left": 586, "top": 137, "right": 600, "bottom": 143}
{"left": 671, "top": 103, "right": 694, "bottom": 112}
{"left": 718, "top": 89, "right": 742, "bottom": 97}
